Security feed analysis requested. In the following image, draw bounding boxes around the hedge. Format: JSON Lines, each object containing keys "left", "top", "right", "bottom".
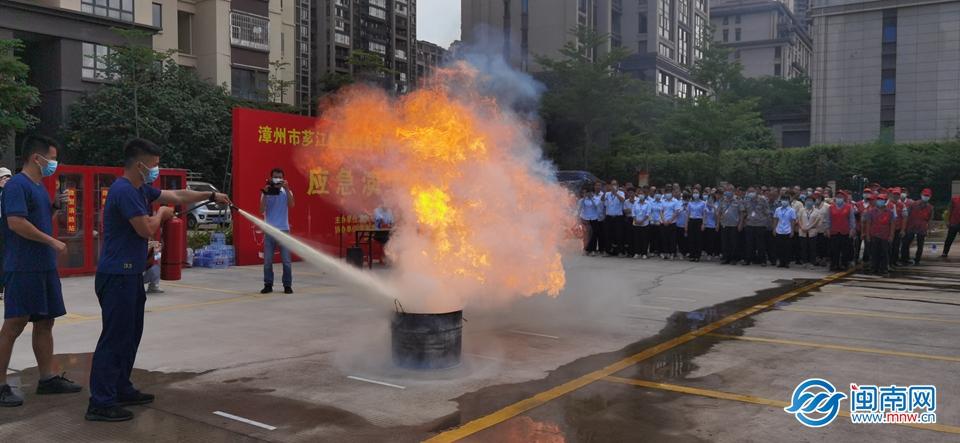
{"left": 612, "top": 141, "right": 960, "bottom": 201}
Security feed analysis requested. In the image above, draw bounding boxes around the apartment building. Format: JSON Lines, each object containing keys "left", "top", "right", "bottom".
{"left": 619, "top": 0, "right": 711, "bottom": 98}
{"left": 151, "top": 0, "right": 303, "bottom": 108}
{"left": 312, "top": 0, "right": 417, "bottom": 95}
{"left": 0, "top": 0, "right": 155, "bottom": 143}
{"left": 810, "top": 0, "right": 960, "bottom": 144}
{"left": 415, "top": 39, "right": 447, "bottom": 84}
{"left": 711, "top": 0, "right": 812, "bottom": 80}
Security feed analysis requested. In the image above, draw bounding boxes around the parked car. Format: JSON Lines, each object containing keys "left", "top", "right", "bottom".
{"left": 556, "top": 170, "right": 603, "bottom": 193}
{"left": 186, "top": 181, "right": 232, "bottom": 229}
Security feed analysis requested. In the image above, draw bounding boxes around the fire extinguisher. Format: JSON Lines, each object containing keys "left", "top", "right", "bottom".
{"left": 160, "top": 199, "right": 215, "bottom": 281}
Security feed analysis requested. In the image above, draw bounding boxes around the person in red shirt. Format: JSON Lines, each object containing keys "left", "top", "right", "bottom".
{"left": 900, "top": 188, "right": 934, "bottom": 265}
{"left": 887, "top": 187, "right": 908, "bottom": 266}
{"left": 855, "top": 187, "right": 873, "bottom": 264}
{"left": 864, "top": 193, "right": 897, "bottom": 276}
{"left": 826, "top": 191, "right": 856, "bottom": 271}
{"left": 944, "top": 194, "right": 960, "bottom": 258}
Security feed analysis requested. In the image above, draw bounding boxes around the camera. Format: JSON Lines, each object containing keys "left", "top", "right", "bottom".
{"left": 262, "top": 178, "right": 282, "bottom": 195}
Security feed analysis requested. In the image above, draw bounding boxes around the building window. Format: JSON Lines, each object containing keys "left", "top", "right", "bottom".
{"left": 369, "top": 42, "right": 387, "bottom": 55}
{"left": 881, "top": 70, "right": 896, "bottom": 93}
{"left": 774, "top": 63, "right": 782, "bottom": 76}
{"left": 335, "top": 33, "right": 351, "bottom": 45}
{"left": 658, "top": 70, "right": 674, "bottom": 95}
{"left": 677, "top": 80, "right": 689, "bottom": 99}
{"left": 81, "top": 0, "right": 133, "bottom": 22}
{"left": 231, "top": 67, "right": 268, "bottom": 101}
{"left": 369, "top": 6, "right": 387, "bottom": 19}
{"left": 231, "top": 12, "right": 270, "bottom": 52}
{"left": 882, "top": 19, "right": 897, "bottom": 43}
{"left": 178, "top": 11, "right": 193, "bottom": 54}
{"left": 735, "top": 14, "right": 741, "bottom": 24}
{"left": 694, "top": 15, "right": 705, "bottom": 59}
{"left": 775, "top": 46, "right": 782, "bottom": 58}
{"left": 658, "top": 0, "right": 671, "bottom": 40}
{"left": 678, "top": 28, "right": 690, "bottom": 65}
{"left": 722, "top": 29, "right": 729, "bottom": 42}
{"left": 82, "top": 42, "right": 112, "bottom": 80}
{"left": 659, "top": 42, "right": 675, "bottom": 60}
{"left": 879, "top": 121, "right": 895, "bottom": 142}
{"left": 735, "top": 28, "right": 741, "bottom": 41}
{"left": 722, "top": 16, "right": 728, "bottom": 25}
{"left": 696, "top": 0, "right": 706, "bottom": 11}
{"left": 152, "top": 3, "right": 162, "bottom": 28}
{"left": 396, "top": 49, "right": 407, "bottom": 60}
{"left": 639, "top": 13, "right": 647, "bottom": 33}
{"left": 679, "top": 0, "right": 689, "bottom": 24}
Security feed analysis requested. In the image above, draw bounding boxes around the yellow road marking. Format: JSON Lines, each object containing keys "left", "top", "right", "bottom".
{"left": 778, "top": 306, "right": 960, "bottom": 325}
{"left": 423, "top": 269, "right": 855, "bottom": 443}
{"left": 162, "top": 282, "right": 246, "bottom": 295}
{"left": 707, "top": 333, "right": 960, "bottom": 363}
{"left": 603, "top": 376, "right": 960, "bottom": 435}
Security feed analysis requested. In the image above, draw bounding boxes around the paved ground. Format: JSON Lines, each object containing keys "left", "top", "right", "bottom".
{"left": 0, "top": 247, "right": 958, "bottom": 442}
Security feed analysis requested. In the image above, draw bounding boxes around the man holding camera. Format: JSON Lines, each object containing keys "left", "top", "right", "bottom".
{"left": 260, "top": 168, "right": 294, "bottom": 294}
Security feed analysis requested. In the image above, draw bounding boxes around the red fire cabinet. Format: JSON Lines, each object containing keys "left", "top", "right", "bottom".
{"left": 41, "top": 165, "right": 187, "bottom": 277}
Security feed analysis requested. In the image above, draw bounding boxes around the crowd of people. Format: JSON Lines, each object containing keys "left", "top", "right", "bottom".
{"left": 577, "top": 180, "right": 959, "bottom": 277}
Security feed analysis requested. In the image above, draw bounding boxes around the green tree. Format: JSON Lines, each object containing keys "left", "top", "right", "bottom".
{"left": 690, "top": 32, "right": 744, "bottom": 100}
{"left": 64, "top": 34, "right": 235, "bottom": 188}
{"left": 657, "top": 97, "right": 775, "bottom": 158}
{"left": 267, "top": 59, "right": 295, "bottom": 104}
{"left": 732, "top": 75, "right": 811, "bottom": 117}
{"left": 0, "top": 39, "right": 40, "bottom": 153}
{"left": 537, "top": 26, "right": 665, "bottom": 172}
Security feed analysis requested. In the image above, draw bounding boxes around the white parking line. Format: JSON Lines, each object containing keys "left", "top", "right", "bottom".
{"left": 347, "top": 375, "right": 406, "bottom": 390}
{"left": 213, "top": 411, "right": 277, "bottom": 431}
{"left": 507, "top": 330, "right": 560, "bottom": 340}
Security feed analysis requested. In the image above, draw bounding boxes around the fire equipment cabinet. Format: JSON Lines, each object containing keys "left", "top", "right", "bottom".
{"left": 41, "top": 165, "right": 188, "bottom": 277}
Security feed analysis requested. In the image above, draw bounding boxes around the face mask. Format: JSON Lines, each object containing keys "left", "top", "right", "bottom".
{"left": 639, "top": 195, "right": 646, "bottom": 201}
{"left": 921, "top": 196, "right": 930, "bottom": 202}
{"left": 272, "top": 177, "right": 283, "bottom": 185}
{"left": 799, "top": 195, "right": 807, "bottom": 201}
{"left": 140, "top": 163, "right": 160, "bottom": 184}
{"left": 654, "top": 194, "right": 661, "bottom": 200}
{"left": 836, "top": 198, "right": 845, "bottom": 206}
{"left": 692, "top": 193, "right": 700, "bottom": 199}
{"left": 37, "top": 155, "right": 58, "bottom": 177}
{"left": 877, "top": 200, "right": 886, "bottom": 207}
{"left": 805, "top": 201, "right": 814, "bottom": 208}
{"left": 746, "top": 192, "right": 756, "bottom": 199}
{"left": 724, "top": 191, "right": 732, "bottom": 199}
{"left": 781, "top": 200, "right": 790, "bottom": 208}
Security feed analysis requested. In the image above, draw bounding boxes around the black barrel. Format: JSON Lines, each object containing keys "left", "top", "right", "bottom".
{"left": 391, "top": 310, "right": 463, "bottom": 369}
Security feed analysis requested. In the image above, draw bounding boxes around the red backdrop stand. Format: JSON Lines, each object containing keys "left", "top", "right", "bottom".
{"left": 231, "top": 107, "right": 383, "bottom": 267}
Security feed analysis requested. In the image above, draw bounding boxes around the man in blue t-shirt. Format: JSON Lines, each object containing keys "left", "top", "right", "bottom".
{"left": 0, "top": 135, "right": 83, "bottom": 407}
{"left": 259, "top": 168, "right": 295, "bottom": 294}
{"left": 86, "top": 139, "right": 230, "bottom": 422}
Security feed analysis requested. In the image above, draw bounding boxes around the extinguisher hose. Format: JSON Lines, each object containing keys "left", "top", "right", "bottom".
{"left": 178, "top": 199, "right": 216, "bottom": 217}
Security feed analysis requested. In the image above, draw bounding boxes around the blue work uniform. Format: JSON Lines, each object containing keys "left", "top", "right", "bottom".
{"left": 662, "top": 198, "right": 680, "bottom": 225}
{"left": 676, "top": 204, "right": 689, "bottom": 229}
{"left": 1, "top": 173, "right": 64, "bottom": 321}
{"left": 89, "top": 177, "right": 161, "bottom": 409}
{"left": 704, "top": 202, "right": 718, "bottom": 229}
{"left": 649, "top": 199, "right": 663, "bottom": 225}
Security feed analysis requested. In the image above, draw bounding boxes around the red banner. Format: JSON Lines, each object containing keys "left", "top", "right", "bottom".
{"left": 231, "top": 108, "right": 381, "bottom": 266}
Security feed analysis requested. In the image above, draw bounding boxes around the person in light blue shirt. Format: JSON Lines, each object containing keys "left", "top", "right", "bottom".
{"left": 703, "top": 191, "right": 720, "bottom": 259}
{"left": 602, "top": 182, "right": 625, "bottom": 256}
{"left": 686, "top": 190, "right": 707, "bottom": 261}
{"left": 260, "top": 168, "right": 295, "bottom": 294}
{"left": 632, "top": 191, "right": 651, "bottom": 258}
{"left": 660, "top": 189, "right": 682, "bottom": 259}
{"left": 578, "top": 188, "right": 601, "bottom": 255}
{"left": 648, "top": 191, "right": 663, "bottom": 255}
{"left": 773, "top": 198, "right": 797, "bottom": 268}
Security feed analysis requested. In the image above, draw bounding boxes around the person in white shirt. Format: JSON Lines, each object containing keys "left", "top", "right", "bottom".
{"left": 602, "top": 181, "right": 625, "bottom": 256}
{"left": 577, "top": 188, "right": 601, "bottom": 255}
{"left": 797, "top": 198, "right": 822, "bottom": 268}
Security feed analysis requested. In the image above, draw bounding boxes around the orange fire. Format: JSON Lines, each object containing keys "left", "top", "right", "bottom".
{"left": 302, "top": 63, "right": 573, "bottom": 312}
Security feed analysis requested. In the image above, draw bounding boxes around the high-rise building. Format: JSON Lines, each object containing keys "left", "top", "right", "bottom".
{"left": 711, "top": 0, "right": 811, "bottom": 80}
{"left": 416, "top": 40, "right": 447, "bottom": 84}
{"left": 0, "top": 0, "right": 155, "bottom": 143}
{"left": 619, "top": 0, "right": 711, "bottom": 98}
{"left": 312, "top": 0, "right": 417, "bottom": 96}
{"left": 461, "top": 0, "right": 707, "bottom": 98}
{"left": 810, "top": 0, "right": 960, "bottom": 144}
{"left": 151, "top": 0, "right": 303, "bottom": 108}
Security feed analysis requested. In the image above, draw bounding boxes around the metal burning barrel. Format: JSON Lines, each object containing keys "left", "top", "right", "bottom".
{"left": 391, "top": 307, "right": 463, "bottom": 370}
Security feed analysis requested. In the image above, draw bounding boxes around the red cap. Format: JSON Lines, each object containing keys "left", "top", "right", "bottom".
{"left": 922, "top": 188, "right": 932, "bottom": 197}
{"left": 863, "top": 187, "right": 872, "bottom": 192}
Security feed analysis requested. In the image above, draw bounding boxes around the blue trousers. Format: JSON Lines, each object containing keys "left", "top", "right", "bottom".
{"left": 89, "top": 273, "right": 145, "bottom": 408}
{"left": 263, "top": 232, "right": 292, "bottom": 287}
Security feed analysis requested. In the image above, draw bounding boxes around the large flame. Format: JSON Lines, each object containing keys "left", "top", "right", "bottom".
{"left": 303, "top": 62, "right": 573, "bottom": 312}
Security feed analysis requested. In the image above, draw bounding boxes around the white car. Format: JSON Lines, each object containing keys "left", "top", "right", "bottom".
{"left": 186, "top": 181, "right": 232, "bottom": 229}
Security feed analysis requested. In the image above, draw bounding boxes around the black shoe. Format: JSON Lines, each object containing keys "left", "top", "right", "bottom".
{"left": 284, "top": 286, "right": 293, "bottom": 294}
{"left": 85, "top": 405, "right": 134, "bottom": 422}
{"left": 36, "top": 373, "right": 82, "bottom": 395}
{"left": 260, "top": 285, "right": 273, "bottom": 294}
{"left": 0, "top": 384, "right": 23, "bottom": 407}
{"left": 117, "top": 391, "right": 155, "bottom": 406}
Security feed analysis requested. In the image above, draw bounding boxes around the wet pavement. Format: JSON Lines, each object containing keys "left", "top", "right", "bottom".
{"left": 1, "top": 252, "right": 959, "bottom": 442}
